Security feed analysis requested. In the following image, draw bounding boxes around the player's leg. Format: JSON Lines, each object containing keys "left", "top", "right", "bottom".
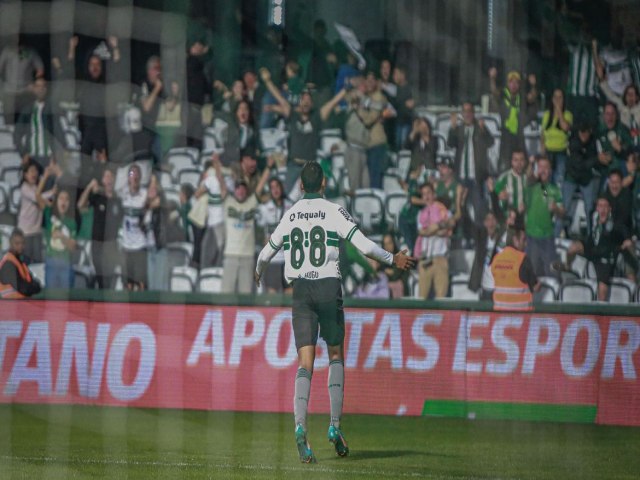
{"left": 326, "top": 343, "right": 349, "bottom": 457}
{"left": 292, "top": 280, "right": 319, "bottom": 463}
{"left": 326, "top": 343, "right": 344, "bottom": 429}
{"left": 317, "top": 278, "right": 349, "bottom": 457}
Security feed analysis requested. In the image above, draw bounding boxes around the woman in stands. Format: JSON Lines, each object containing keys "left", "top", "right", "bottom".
{"left": 540, "top": 88, "right": 573, "bottom": 186}
{"left": 18, "top": 161, "right": 56, "bottom": 263}
{"left": 36, "top": 164, "right": 78, "bottom": 289}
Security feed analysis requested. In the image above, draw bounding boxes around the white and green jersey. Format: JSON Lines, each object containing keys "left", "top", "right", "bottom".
{"left": 256, "top": 193, "right": 393, "bottom": 283}
{"left": 567, "top": 44, "right": 597, "bottom": 97}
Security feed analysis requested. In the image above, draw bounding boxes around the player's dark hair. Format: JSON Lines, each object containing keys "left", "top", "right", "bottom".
{"left": 300, "top": 161, "right": 324, "bottom": 193}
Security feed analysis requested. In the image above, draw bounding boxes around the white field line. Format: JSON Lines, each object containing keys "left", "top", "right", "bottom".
{"left": 0, "top": 455, "right": 521, "bottom": 480}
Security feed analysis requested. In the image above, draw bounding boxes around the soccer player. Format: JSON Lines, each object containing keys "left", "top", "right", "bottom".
{"left": 255, "top": 162, "right": 416, "bottom": 463}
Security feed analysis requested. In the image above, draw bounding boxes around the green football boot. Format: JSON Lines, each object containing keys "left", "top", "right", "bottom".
{"left": 295, "top": 423, "right": 316, "bottom": 463}
{"left": 327, "top": 424, "right": 349, "bottom": 457}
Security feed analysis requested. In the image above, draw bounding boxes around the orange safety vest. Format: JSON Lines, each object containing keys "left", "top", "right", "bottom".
{"left": 0, "top": 252, "right": 32, "bottom": 299}
{"left": 490, "top": 246, "right": 533, "bottom": 311}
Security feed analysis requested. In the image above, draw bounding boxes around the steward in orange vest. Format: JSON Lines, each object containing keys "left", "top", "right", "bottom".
{"left": 0, "top": 229, "right": 41, "bottom": 299}
{"left": 490, "top": 227, "right": 538, "bottom": 311}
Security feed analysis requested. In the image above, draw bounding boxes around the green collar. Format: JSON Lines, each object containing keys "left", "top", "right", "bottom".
{"left": 302, "top": 193, "right": 323, "bottom": 200}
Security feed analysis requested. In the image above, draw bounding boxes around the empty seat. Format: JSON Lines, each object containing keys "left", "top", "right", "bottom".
{"left": 170, "top": 267, "right": 196, "bottom": 292}
{"left": 1, "top": 166, "right": 21, "bottom": 187}
{"left": 165, "top": 147, "right": 198, "bottom": 175}
{"left": 177, "top": 168, "right": 202, "bottom": 188}
{"left": 382, "top": 172, "right": 404, "bottom": 193}
{"left": 0, "top": 129, "right": 15, "bottom": 150}
{"left": 384, "top": 192, "right": 407, "bottom": 230}
{"left": 198, "top": 267, "right": 223, "bottom": 293}
{"left": 351, "top": 188, "right": 386, "bottom": 233}
{"left": 560, "top": 280, "right": 596, "bottom": 302}
{"left": 450, "top": 279, "right": 479, "bottom": 300}
{"left": 260, "top": 127, "right": 288, "bottom": 153}
{"left": 166, "top": 242, "right": 193, "bottom": 268}
{"left": 609, "top": 277, "right": 635, "bottom": 303}
{"left": 0, "top": 150, "right": 21, "bottom": 176}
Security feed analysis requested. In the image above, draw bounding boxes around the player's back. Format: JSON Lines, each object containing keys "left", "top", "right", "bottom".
{"left": 274, "top": 194, "right": 356, "bottom": 283}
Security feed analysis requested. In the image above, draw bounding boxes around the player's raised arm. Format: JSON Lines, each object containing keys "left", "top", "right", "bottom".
{"left": 334, "top": 206, "right": 416, "bottom": 270}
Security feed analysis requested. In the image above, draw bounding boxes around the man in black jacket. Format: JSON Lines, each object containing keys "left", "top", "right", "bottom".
{"left": 468, "top": 211, "right": 504, "bottom": 300}
{"left": 563, "top": 122, "right": 598, "bottom": 234}
{"left": 447, "top": 102, "right": 495, "bottom": 239}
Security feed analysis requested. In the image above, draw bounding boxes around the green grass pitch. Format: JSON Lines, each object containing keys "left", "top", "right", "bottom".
{"left": 0, "top": 403, "right": 638, "bottom": 479}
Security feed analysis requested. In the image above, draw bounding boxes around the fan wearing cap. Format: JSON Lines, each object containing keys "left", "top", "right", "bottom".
{"left": 211, "top": 154, "right": 271, "bottom": 294}
{"left": 488, "top": 67, "right": 540, "bottom": 172}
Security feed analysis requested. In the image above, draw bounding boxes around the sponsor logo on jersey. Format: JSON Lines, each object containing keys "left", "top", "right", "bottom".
{"left": 289, "top": 211, "right": 326, "bottom": 222}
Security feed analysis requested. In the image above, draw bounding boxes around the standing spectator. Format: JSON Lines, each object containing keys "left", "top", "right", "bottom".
{"left": 379, "top": 59, "right": 397, "bottom": 99}
{"left": 257, "top": 177, "right": 293, "bottom": 294}
{"left": 563, "top": 122, "right": 598, "bottom": 234}
{"left": 560, "top": 196, "right": 633, "bottom": 301}
{"left": 186, "top": 38, "right": 212, "bottom": 149}
{"left": 77, "top": 55, "right": 108, "bottom": 170}
{"left": 218, "top": 100, "right": 256, "bottom": 168}
{"left": 119, "top": 164, "right": 148, "bottom": 291}
{"left": 260, "top": 67, "right": 346, "bottom": 194}
{"left": 18, "top": 162, "right": 55, "bottom": 263}
{"left": 493, "top": 150, "right": 529, "bottom": 216}
{"left": 13, "top": 78, "right": 61, "bottom": 174}
{"left": 243, "top": 70, "right": 265, "bottom": 125}
{"left": 138, "top": 55, "right": 164, "bottom": 160}
{"left": 397, "top": 166, "right": 427, "bottom": 254}
{"left": 215, "top": 158, "right": 260, "bottom": 295}
{"left": 232, "top": 152, "right": 272, "bottom": 197}
{"left": 489, "top": 68, "right": 539, "bottom": 172}
{"left": 447, "top": 102, "right": 495, "bottom": 233}
{"left": 433, "top": 156, "right": 465, "bottom": 236}
{"left": 596, "top": 103, "right": 632, "bottom": 180}
{"left": 391, "top": 65, "right": 415, "bottom": 151}
{"left": 178, "top": 183, "right": 195, "bottom": 244}
{"left": 595, "top": 54, "right": 640, "bottom": 148}
{"left": 0, "top": 228, "right": 42, "bottom": 298}
{"left": 405, "top": 116, "right": 437, "bottom": 174}
{"left": 414, "top": 183, "right": 452, "bottom": 299}
{"left": 468, "top": 211, "right": 504, "bottom": 300}
{"left": 524, "top": 156, "right": 564, "bottom": 277}
{"left": 77, "top": 167, "right": 122, "bottom": 289}
{"left": 0, "top": 39, "right": 44, "bottom": 125}
{"left": 540, "top": 89, "right": 573, "bottom": 185}
{"left": 144, "top": 174, "right": 173, "bottom": 291}
{"left": 560, "top": 29, "right": 599, "bottom": 127}
{"left": 490, "top": 227, "right": 539, "bottom": 311}
{"left": 195, "top": 159, "right": 227, "bottom": 268}
{"left": 37, "top": 178, "right": 78, "bottom": 289}
{"left": 344, "top": 72, "right": 389, "bottom": 190}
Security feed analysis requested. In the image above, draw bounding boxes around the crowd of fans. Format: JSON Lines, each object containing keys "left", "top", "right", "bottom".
{"left": 2, "top": 15, "right": 640, "bottom": 303}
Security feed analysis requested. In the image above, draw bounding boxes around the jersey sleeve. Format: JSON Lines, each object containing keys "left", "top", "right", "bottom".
{"left": 255, "top": 218, "right": 286, "bottom": 278}
{"left": 332, "top": 205, "right": 393, "bottom": 266}
{"left": 334, "top": 205, "right": 360, "bottom": 241}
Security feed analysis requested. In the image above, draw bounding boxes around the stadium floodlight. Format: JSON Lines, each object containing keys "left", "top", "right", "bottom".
{"left": 268, "top": 0, "right": 285, "bottom": 27}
